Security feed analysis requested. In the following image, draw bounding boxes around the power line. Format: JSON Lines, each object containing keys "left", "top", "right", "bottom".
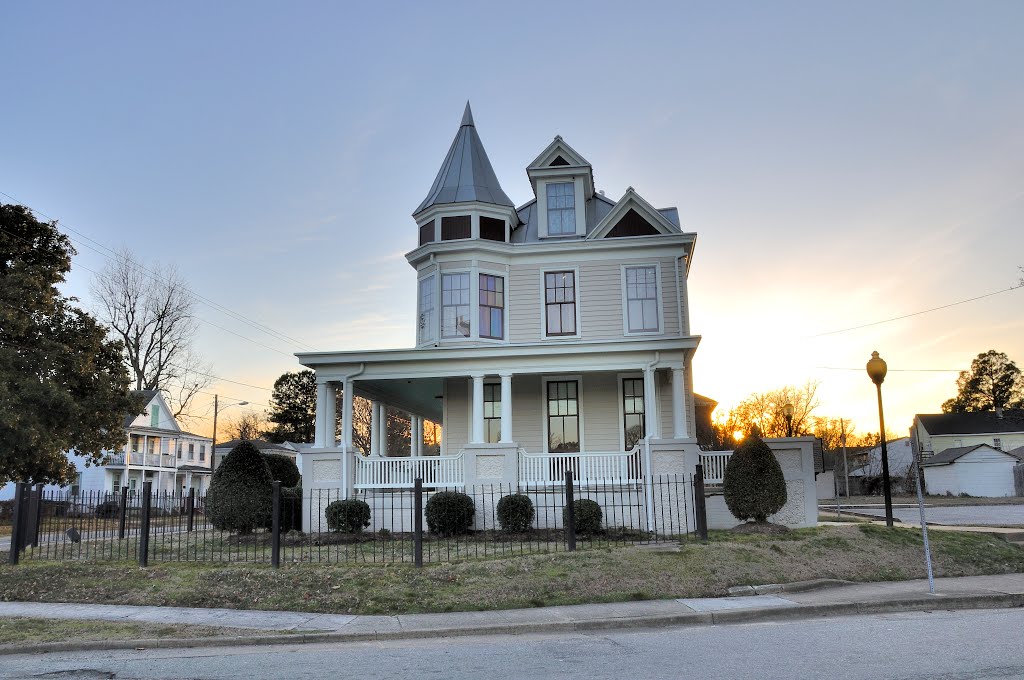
{"left": 816, "top": 366, "right": 963, "bottom": 373}
{"left": 807, "top": 284, "right": 1024, "bottom": 338}
{"left": 0, "top": 191, "right": 318, "bottom": 351}
{"left": 166, "top": 363, "right": 273, "bottom": 391}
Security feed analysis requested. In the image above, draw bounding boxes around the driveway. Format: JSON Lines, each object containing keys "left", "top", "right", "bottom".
{"left": 851, "top": 503, "right": 1024, "bottom": 526}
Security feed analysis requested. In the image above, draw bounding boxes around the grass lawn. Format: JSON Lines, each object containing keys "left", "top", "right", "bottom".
{"left": 822, "top": 495, "right": 1024, "bottom": 507}
{"left": 1, "top": 525, "right": 1022, "bottom": 615}
{"left": 0, "top": 617, "right": 276, "bottom": 646}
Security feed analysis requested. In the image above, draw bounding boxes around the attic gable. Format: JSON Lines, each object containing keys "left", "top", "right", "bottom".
{"left": 587, "top": 187, "right": 680, "bottom": 239}
{"left": 527, "top": 136, "right": 591, "bottom": 170}
{"left": 126, "top": 391, "right": 182, "bottom": 433}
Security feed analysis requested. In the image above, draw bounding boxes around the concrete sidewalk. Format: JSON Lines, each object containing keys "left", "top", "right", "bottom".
{"left": 1, "top": 573, "right": 1023, "bottom": 654}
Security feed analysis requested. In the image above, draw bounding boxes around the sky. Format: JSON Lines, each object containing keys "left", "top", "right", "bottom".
{"left": 2, "top": 1, "right": 1023, "bottom": 439}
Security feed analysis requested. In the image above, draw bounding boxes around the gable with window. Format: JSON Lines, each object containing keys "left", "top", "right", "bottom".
{"left": 546, "top": 182, "right": 576, "bottom": 235}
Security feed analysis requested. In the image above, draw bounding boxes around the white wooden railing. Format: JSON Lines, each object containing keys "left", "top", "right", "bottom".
{"left": 353, "top": 454, "right": 464, "bottom": 489}
{"left": 699, "top": 451, "right": 732, "bottom": 484}
{"left": 517, "top": 446, "right": 643, "bottom": 487}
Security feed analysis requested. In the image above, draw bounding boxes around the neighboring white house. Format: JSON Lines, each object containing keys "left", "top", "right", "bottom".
{"left": 911, "top": 409, "right": 1024, "bottom": 460}
{"left": 921, "top": 444, "right": 1023, "bottom": 497}
{"left": 296, "top": 104, "right": 820, "bottom": 531}
{"left": 213, "top": 439, "right": 300, "bottom": 472}
{"left": 0, "top": 390, "right": 213, "bottom": 500}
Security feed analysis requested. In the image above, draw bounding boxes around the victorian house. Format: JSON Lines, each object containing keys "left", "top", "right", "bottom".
{"left": 298, "top": 104, "right": 701, "bottom": 501}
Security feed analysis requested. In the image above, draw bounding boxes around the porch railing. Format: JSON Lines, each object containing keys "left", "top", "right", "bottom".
{"left": 354, "top": 454, "right": 464, "bottom": 489}
{"left": 518, "top": 446, "right": 643, "bottom": 486}
{"left": 699, "top": 451, "right": 732, "bottom": 485}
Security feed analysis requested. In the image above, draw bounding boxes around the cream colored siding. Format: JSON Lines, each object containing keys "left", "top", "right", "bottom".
{"left": 659, "top": 257, "right": 682, "bottom": 336}
{"left": 658, "top": 370, "right": 674, "bottom": 439}
{"left": 578, "top": 260, "right": 621, "bottom": 340}
{"left": 509, "top": 263, "right": 541, "bottom": 343}
{"left": 443, "top": 378, "right": 469, "bottom": 455}
{"left": 932, "top": 433, "right": 1024, "bottom": 455}
{"left": 582, "top": 373, "right": 621, "bottom": 451}
{"left": 511, "top": 375, "right": 544, "bottom": 452}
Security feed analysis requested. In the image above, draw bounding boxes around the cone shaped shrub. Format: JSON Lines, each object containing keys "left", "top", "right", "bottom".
{"left": 425, "top": 491, "right": 475, "bottom": 536}
{"left": 497, "top": 493, "right": 534, "bottom": 532}
{"left": 206, "top": 440, "right": 273, "bottom": 533}
{"left": 723, "top": 434, "right": 787, "bottom": 523}
{"left": 263, "top": 453, "right": 301, "bottom": 487}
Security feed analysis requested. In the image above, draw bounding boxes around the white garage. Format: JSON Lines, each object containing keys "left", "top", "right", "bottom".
{"left": 922, "top": 444, "right": 1023, "bottom": 498}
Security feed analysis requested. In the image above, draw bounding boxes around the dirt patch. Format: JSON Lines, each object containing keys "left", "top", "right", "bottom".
{"left": 729, "top": 522, "right": 790, "bottom": 535}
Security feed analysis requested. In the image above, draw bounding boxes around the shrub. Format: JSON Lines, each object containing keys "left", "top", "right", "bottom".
{"left": 425, "top": 491, "right": 475, "bottom": 536}
{"left": 497, "top": 494, "right": 535, "bottom": 533}
{"left": 263, "top": 453, "right": 301, "bottom": 487}
{"left": 564, "top": 498, "right": 602, "bottom": 534}
{"left": 95, "top": 500, "right": 120, "bottom": 518}
{"left": 723, "top": 434, "right": 787, "bottom": 523}
{"left": 205, "top": 440, "right": 273, "bottom": 533}
{"left": 325, "top": 498, "right": 371, "bottom": 533}
{"left": 266, "top": 485, "right": 303, "bottom": 532}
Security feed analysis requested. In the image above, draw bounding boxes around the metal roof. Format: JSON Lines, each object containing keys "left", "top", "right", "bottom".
{"left": 919, "top": 444, "right": 1022, "bottom": 466}
{"left": 414, "top": 102, "right": 514, "bottom": 215}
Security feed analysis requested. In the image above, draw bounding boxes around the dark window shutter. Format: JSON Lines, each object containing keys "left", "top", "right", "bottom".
{"left": 418, "top": 220, "right": 435, "bottom": 246}
{"left": 480, "top": 217, "right": 505, "bottom": 242}
{"left": 441, "top": 215, "right": 471, "bottom": 240}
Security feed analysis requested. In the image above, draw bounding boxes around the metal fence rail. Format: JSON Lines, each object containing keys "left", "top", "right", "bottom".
{"left": 5, "top": 473, "right": 705, "bottom": 568}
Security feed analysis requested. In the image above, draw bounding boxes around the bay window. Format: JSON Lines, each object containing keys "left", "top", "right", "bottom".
{"left": 479, "top": 274, "right": 504, "bottom": 340}
{"left": 441, "top": 272, "right": 471, "bottom": 338}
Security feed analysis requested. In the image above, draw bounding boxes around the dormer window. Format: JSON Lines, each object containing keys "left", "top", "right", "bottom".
{"left": 546, "top": 182, "right": 576, "bottom": 235}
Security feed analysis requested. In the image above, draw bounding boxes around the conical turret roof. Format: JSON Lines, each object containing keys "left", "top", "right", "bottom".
{"left": 414, "top": 102, "right": 514, "bottom": 215}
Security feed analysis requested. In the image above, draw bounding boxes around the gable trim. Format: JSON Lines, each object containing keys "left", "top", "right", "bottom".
{"left": 587, "top": 188, "right": 680, "bottom": 240}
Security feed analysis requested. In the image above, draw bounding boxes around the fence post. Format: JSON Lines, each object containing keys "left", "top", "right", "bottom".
{"left": 28, "top": 484, "right": 43, "bottom": 548}
{"left": 271, "top": 481, "right": 281, "bottom": 568}
{"left": 413, "top": 478, "right": 423, "bottom": 568}
{"left": 186, "top": 488, "right": 195, "bottom": 533}
{"left": 138, "top": 481, "right": 152, "bottom": 568}
{"left": 118, "top": 486, "right": 129, "bottom": 539}
{"left": 7, "top": 483, "right": 26, "bottom": 566}
{"left": 694, "top": 464, "right": 708, "bottom": 543}
{"left": 565, "top": 471, "right": 576, "bottom": 552}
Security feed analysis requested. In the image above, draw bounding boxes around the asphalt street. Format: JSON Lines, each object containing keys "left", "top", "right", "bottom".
{"left": 4, "top": 607, "right": 1024, "bottom": 679}
{"left": 849, "top": 503, "right": 1024, "bottom": 526}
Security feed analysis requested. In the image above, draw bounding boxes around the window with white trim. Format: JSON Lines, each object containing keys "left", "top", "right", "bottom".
{"left": 546, "top": 182, "right": 575, "bottom": 235}
{"left": 188, "top": 443, "right": 195, "bottom": 460}
{"left": 479, "top": 274, "right": 504, "bottom": 340}
{"left": 622, "top": 377, "right": 645, "bottom": 450}
{"left": 483, "top": 383, "right": 501, "bottom": 443}
{"left": 418, "top": 275, "right": 437, "bottom": 344}
{"left": 441, "top": 272, "right": 471, "bottom": 338}
{"left": 625, "top": 266, "right": 660, "bottom": 333}
{"left": 544, "top": 271, "right": 576, "bottom": 336}
{"left": 547, "top": 380, "right": 580, "bottom": 453}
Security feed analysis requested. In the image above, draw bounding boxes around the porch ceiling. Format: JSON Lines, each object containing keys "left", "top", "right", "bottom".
{"left": 355, "top": 377, "right": 444, "bottom": 423}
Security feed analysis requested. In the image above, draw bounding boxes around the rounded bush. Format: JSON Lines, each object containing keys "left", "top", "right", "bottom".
{"left": 205, "top": 440, "right": 273, "bottom": 533}
{"left": 94, "top": 500, "right": 120, "bottom": 518}
{"left": 723, "top": 434, "right": 787, "bottom": 523}
{"left": 263, "top": 453, "right": 301, "bottom": 487}
{"left": 325, "top": 498, "right": 371, "bottom": 533}
{"left": 425, "top": 491, "right": 475, "bottom": 536}
{"left": 564, "top": 498, "right": 602, "bottom": 534}
{"left": 497, "top": 494, "right": 534, "bottom": 533}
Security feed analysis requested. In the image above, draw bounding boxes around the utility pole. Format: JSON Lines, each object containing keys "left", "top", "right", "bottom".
{"left": 211, "top": 394, "right": 218, "bottom": 472}
{"left": 841, "top": 418, "right": 850, "bottom": 498}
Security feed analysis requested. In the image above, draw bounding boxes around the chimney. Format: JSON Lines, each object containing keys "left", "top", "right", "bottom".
{"left": 996, "top": 405, "right": 1004, "bottom": 419}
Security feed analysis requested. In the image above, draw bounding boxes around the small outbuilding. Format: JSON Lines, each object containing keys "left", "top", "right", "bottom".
{"left": 921, "top": 444, "right": 1023, "bottom": 497}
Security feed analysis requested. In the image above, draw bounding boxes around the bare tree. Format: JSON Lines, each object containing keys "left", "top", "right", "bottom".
{"left": 90, "top": 248, "right": 211, "bottom": 421}
{"left": 727, "top": 380, "right": 821, "bottom": 439}
{"left": 224, "top": 410, "right": 268, "bottom": 441}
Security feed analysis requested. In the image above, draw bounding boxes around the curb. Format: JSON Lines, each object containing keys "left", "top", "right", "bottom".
{"left": 2, "top": 592, "right": 1023, "bottom": 656}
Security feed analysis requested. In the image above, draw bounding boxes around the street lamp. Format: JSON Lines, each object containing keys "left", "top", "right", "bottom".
{"left": 783, "top": 402, "right": 795, "bottom": 437}
{"left": 211, "top": 396, "right": 248, "bottom": 471}
{"left": 866, "top": 351, "right": 894, "bottom": 527}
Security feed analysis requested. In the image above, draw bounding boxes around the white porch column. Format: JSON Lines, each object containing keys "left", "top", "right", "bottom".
{"left": 411, "top": 416, "right": 421, "bottom": 456}
{"left": 369, "top": 400, "right": 381, "bottom": 456}
{"left": 671, "top": 367, "right": 688, "bottom": 438}
{"left": 644, "top": 367, "right": 660, "bottom": 439}
{"left": 341, "top": 379, "right": 354, "bottom": 451}
{"left": 324, "top": 381, "right": 338, "bottom": 448}
{"left": 378, "top": 402, "right": 389, "bottom": 457}
{"left": 471, "top": 374, "right": 485, "bottom": 444}
{"left": 499, "top": 373, "right": 513, "bottom": 443}
{"left": 314, "top": 379, "right": 329, "bottom": 448}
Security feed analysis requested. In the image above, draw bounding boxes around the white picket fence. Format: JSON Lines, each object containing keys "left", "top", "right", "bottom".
{"left": 517, "top": 446, "right": 643, "bottom": 487}
{"left": 698, "top": 451, "right": 732, "bottom": 484}
{"left": 353, "top": 454, "right": 464, "bottom": 489}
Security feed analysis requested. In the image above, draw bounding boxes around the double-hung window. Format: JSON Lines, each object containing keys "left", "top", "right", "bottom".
{"left": 418, "top": 275, "right": 437, "bottom": 344}
{"left": 188, "top": 443, "right": 195, "bottom": 460}
{"left": 441, "top": 273, "right": 471, "bottom": 338}
{"left": 483, "top": 383, "right": 501, "bottom": 443}
{"left": 622, "top": 378, "right": 645, "bottom": 450}
{"left": 544, "top": 271, "right": 576, "bottom": 336}
{"left": 624, "top": 266, "right": 660, "bottom": 333}
{"left": 479, "top": 274, "right": 504, "bottom": 340}
{"left": 546, "top": 182, "right": 576, "bottom": 235}
{"left": 547, "top": 380, "right": 580, "bottom": 453}
{"left": 200, "top": 445, "right": 206, "bottom": 462}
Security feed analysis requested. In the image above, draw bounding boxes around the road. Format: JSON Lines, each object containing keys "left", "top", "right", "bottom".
{"left": 4, "top": 608, "right": 1024, "bottom": 679}
{"left": 849, "top": 503, "right": 1024, "bottom": 526}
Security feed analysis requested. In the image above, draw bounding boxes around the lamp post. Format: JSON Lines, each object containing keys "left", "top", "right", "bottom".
{"left": 866, "top": 351, "right": 894, "bottom": 527}
{"left": 783, "top": 402, "right": 795, "bottom": 438}
{"left": 211, "top": 396, "right": 248, "bottom": 471}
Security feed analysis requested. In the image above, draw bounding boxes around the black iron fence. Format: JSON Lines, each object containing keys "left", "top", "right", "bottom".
{"left": 5, "top": 470, "right": 710, "bottom": 568}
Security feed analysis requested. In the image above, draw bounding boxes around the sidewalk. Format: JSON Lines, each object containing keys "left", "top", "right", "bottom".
{"left": 1, "top": 573, "right": 1023, "bottom": 654}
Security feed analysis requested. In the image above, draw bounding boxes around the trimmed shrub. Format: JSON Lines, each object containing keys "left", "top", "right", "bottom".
{"left": 263, "top": 453, "right": 301, "bottom": 487}
{"left": 205, "top": 440, "right": 273, "bottom": 533}
{"left": 266, "top": 485, "right": 303, "bottom": 532}
{"left": 723, "top": 434, "right": 787, "bottom": 523}
{"left": 564, "top": 498, "right": 602, "bottom": 534}
{"left": 425, "top": 491, "right": 475, "bottom": 536}
{"left": 95, "top": 500, "right": 120, "bottom": 518}
{"left": 497, "top": 494, "right": 534, "bottom": 533}
{"left": 325, "top": 498, "right": 371, "bottom": 534}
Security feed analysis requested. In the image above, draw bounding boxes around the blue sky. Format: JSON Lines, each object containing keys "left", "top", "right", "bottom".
{"left": 3, "top": 1, "right": 1023, "bottom": 436}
